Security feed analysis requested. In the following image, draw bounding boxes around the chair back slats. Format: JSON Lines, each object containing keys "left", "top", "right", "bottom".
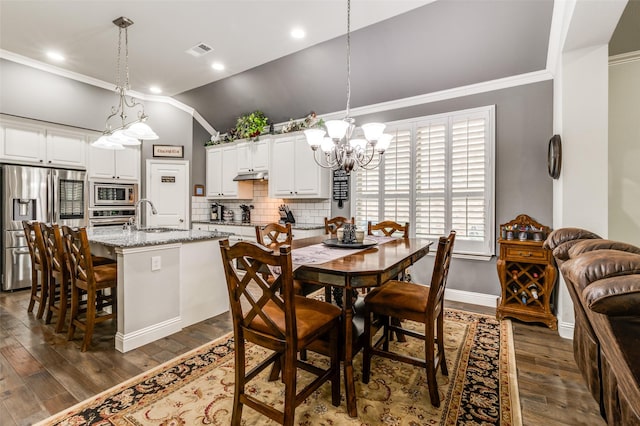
{"left": 324, "top": 216, "right": 354, "bottom": 236}
{"left": 40, "top": 223, "right": 65, "bottom": 276}
{"left": 255, "top": 223, "right": 293, "bottom": 249}
{"left": 62, "top": 226, "right": 94, "bottom": 285}
{"left": 22, "top": 220, "right": 46, "bottom": 270}
{"left": 426, "top": 231, "right": 456, "bottom": 314}
{"left": 220, "top": 240, "right": 295, "bottom": 343}
{"left": 367, "top": 220, "right": 410, "bottom": 238}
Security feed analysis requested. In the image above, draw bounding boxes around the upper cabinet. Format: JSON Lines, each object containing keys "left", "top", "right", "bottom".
{"left": 237, "top": 139, "right": 269, "bottom": 173}
{"left": 88, "top": 143, "right": 140, "bottom": 181}
{"left": 269, "top": 133, "right": 330, "bottom": 199}
{"left": 0, "top": 116, "right": 87, "bottom": 169}
{"left": 206, "top": 145, "right": 252, "bottom": 199}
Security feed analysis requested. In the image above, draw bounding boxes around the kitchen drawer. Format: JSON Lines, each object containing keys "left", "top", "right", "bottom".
{"left": 505, "top": 246, "right": 547, "bottom": 262}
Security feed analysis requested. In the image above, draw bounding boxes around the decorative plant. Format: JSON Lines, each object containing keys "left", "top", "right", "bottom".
{"left": 235, "top": 110, "right": 269, "bottom": 140}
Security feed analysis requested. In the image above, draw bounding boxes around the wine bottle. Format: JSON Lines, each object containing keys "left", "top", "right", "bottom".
{"left": 527, "top": 284, "right": 539, "bottom": 300}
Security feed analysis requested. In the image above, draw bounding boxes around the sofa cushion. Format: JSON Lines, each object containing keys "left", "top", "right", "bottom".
{"left": 569, "top": 239, "right": 640, "bottom": 258}
{"left": 582, "top": 275, "right": 640, "bottom": 316}
{"left": 543, "top": 227, "right": 601, "bottom": 251}
{"left": 561, "top": 250, "right": 640, "bottom": 293}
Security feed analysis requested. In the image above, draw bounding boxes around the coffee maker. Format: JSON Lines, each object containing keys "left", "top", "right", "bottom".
{"left": 210, "top": 203, "right": 224, "bottom": 221}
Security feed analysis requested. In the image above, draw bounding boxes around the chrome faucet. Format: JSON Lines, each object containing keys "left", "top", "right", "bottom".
{"left": 134, "top": 198, "right": 158, "bottom": 230}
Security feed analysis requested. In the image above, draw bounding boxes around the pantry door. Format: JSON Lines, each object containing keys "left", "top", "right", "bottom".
{"left": 146, "top": 159, "right": 189, "bottom": 229}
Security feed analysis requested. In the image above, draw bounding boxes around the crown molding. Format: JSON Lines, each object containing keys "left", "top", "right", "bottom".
{"left": 0, "top": 49, "right": 218, "bottom": 134}
{"left": 609, "top": 50, "right": 640, "bottom": 66}
{"left": 2, "top": 48, "right": 551, "bottom": 136}
{"left": 317, "top": 70, "right": 553, "bottom": 122}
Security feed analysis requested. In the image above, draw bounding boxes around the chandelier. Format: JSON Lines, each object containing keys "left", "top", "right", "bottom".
{"left": 93, "top": 17, "right": 158, "bottom": 150}
{"left": 304, "top": 0, "right": 392, "bottom": 174}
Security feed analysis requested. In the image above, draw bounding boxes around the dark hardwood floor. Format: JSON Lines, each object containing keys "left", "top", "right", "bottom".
{"left": 0, "top": 290, "right": 604, "bottom": 426}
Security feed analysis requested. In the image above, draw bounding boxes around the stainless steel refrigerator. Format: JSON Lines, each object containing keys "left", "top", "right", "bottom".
{"left": 1, "top": 164, "right": 87, "bottom": 291}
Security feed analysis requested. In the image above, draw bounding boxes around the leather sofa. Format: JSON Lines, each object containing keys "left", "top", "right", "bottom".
{"left": 544, "top": 228, "right": 640, "bottom": 425}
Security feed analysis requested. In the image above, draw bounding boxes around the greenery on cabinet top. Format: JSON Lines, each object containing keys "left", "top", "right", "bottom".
{"left": 204, "top": 111, "right": 324, "bottom": 146}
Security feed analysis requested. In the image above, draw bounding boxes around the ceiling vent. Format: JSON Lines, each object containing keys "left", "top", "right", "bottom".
{"left": 185, "top": 42, "right": 213, "bottom": 57}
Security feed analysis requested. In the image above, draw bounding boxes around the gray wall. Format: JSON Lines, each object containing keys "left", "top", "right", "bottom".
{"left": 333, "top": 80, "right": 553, "bottom": 296}
{"left": 176, "top": 0, "right": 552, "bottom": 132}
{"left": 0, "top": 59, "right": 193, "bottom": 194}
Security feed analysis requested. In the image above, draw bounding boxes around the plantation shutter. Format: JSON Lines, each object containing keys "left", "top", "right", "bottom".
{"left": 354, "top": 166, "right": 379, "bottom": 229}
{"left": 415, "top": 120, "right": 447, "bottom": 239}
{"left": 449, "top": 110, "right": 492, "bottom": 255}
{"left": 383, "top": 128, "right": 411, "bottom": 224}
{"left": 353, "top": 106, "right": 494, "bottom": 258}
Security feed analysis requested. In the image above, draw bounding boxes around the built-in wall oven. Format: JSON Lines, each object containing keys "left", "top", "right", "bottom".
{"left": 89, "top": 181, "right": 138, "bottom": 228}
{"left": 89, "top": 208, "right": 136, "bottom": 227}
{"left": 90, "top": 182, "right": 137, "bottom": 208}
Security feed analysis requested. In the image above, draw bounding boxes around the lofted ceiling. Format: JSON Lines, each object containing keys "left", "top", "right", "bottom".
{"left": 1, "top": 0, "right": 637, "bottom": 132}
{"left": 0, "top": 0, "right": 434, "bottom": 97}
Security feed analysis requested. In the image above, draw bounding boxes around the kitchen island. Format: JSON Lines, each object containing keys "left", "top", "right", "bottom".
{"left": 87, "top": 227, "right": 232, "bottom": 352}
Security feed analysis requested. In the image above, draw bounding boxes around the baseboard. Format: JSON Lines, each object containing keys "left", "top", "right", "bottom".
{"left": 445, "top": 288, "right": 497, "bottom": 308}
{"left": 558, "top": 320, "right": 574, "bottom": 340}
{"left": 115, "top": 316, "right": 182, "bottom": 353}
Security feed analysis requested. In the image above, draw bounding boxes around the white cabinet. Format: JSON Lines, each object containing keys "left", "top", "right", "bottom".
{"left": 237, "top": 139, "right": 269, "bottom": 172}
{"left": 206, "top": 145, "right": 252, "bottom": 199}
{"left": 45, "top": 128, "right": 87, "bottom": 168}
{"left": 269, "top": 134, "right": 329, "bottom": 199}
{"left": 88, "top": 144, "right": 140, "bottom": 181}
{"left": 0, "top": 116, "right": 87, "bottom": 168}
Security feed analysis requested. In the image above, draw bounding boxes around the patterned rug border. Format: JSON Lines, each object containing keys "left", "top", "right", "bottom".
{"left": 36, "top": 308, "right": 522, "bottom": 425}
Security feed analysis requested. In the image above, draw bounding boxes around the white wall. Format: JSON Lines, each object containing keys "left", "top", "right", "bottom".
{"left": 550, "top": 0, "right": 627, "bottom": 338}
{"left": 609, "top": 57, "right": 640, "bottom": 246}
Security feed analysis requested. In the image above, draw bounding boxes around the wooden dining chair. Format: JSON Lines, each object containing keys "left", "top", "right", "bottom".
{"left": 255, "top": 222, "right": 293, "bottom": 248}
{"left": 368, "top": 220, "right": 410, "bottom": 238}
{"left": 219, "top": 240, "right": 341, "bottom": 425}
{"left": 255, "top": 223, "right": 323, "bottom": 297}
{"left": 362, "top": 230, "right": 456, "bottom": 407}
{"left": 324, "top": 216, "right": 354, "bottom": 236}
{"left": 22, "top": 220, "right": 49, "bottom": 319}
{"left": 62, "top": 226, "right": 118, "bottom": 352}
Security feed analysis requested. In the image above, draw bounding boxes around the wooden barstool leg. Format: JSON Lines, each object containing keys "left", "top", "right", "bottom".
{"left": 45, "top": 275, "right": 56, "bottom": 324}
{"left": 35, "top": 271, "right": 48, "bottom": 319}
{"left": 55, "top": 278, "right": 68, "bottom": 333}
{"left": 67, "top": 285, "right": 79, "bottom": 341}
{"left": 81, "top": 287, "right": 97, "bottom": 352}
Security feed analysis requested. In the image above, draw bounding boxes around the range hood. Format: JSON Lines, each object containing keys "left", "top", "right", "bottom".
{"left": 233, "top": 171, "right": 269, "bottom": 181}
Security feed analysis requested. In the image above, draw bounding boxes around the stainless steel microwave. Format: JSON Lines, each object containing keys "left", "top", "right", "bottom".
{"left": 90, "top": 182, "right": 138, "bottom": 207}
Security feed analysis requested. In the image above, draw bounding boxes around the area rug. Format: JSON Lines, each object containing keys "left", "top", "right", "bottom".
{"left": 37, "top": 309, "right": 521, "bottom": 425}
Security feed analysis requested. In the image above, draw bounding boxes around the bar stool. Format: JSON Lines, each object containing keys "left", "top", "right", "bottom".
{"left": 62, "top": 226, "right": 117, "bottom": 352}
{"left": 22, "top": 221, "right": 49, "bottom": 319}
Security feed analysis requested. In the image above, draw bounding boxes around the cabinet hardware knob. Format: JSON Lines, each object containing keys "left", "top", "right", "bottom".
{"left": 48, "top": 160, "right": 52, "bottom": 163}
{"left": 519, "top": 252, "right": 531, "bottom": 257}
{"left": 40, "top": 159, "right": 43, "bottom": 163}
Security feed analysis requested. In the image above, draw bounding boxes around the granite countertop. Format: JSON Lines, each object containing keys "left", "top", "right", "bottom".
{"left": 87, "top": 227, "right": 233, "bottom": 248}
{"left": 193, "top": 220, "right": 325, "bottom": 231}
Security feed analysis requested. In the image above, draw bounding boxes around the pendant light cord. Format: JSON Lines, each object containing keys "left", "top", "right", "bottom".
{"left": 345, "top": 0, "right": 351, "bottom": 119}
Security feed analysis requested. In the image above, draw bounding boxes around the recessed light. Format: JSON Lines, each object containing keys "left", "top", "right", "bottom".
{"left": 149, "top": 86, "right": 162, "bottom": 94}
{"left": 211, "top": 62, "right": 225, "bottom": 71}
{"left": 46, "top": 51, "right": 65, "bottom": 62}
{"left": 291, "top": 28, "right": 305, "bottom": 39}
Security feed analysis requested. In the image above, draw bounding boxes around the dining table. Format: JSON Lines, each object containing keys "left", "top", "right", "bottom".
{"left": 290, "top": 234, "right": 433, "bottom": 417}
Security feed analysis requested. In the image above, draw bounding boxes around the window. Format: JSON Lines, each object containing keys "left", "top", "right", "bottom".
{"left": 354, "top": 105, "right": 495, "bottom": 257}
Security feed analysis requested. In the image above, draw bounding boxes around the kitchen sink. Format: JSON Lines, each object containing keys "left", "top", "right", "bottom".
{"left": 140, "top": 227, "right": 174, "bottom": 233}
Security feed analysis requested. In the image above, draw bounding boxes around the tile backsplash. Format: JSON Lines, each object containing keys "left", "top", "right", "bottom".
{"left": 191, "top": 181, "right": 330, "bottom": 225}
